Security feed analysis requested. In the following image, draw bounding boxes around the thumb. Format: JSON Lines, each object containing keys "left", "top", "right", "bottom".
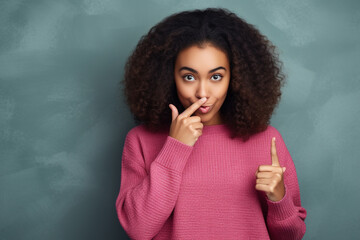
{"left": 169, "top": 104, "right": 178, "bottom": 121}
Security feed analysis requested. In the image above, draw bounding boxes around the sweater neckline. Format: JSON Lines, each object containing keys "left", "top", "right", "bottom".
{"left": 202, "top": 124, "right": 230, "bottom": 135}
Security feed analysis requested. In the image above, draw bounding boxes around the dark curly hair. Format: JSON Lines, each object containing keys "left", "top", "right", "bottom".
{"left": 121, "top": 8, "right": 286, "bottom": 141}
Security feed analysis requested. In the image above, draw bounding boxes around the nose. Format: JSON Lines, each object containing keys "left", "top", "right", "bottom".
{"left": 195, "top": 79, "right": 209, "bottom": 99}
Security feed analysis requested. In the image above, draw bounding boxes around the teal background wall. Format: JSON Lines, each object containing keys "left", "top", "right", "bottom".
{"left": 1, "top": 0, "right": 359, "bottom": 239}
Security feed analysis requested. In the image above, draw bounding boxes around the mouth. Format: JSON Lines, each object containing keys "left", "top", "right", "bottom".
{"left": 198, "top": 105, "right": 212, "bottom": 114}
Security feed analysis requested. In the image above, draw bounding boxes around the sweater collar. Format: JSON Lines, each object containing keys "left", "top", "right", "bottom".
{"left": 202, "top": 124, "right": 230, "bottom": 135}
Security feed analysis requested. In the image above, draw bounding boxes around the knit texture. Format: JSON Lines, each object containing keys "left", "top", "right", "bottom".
{"left": 116, "top": 124, "right": 307, "bottom": 240}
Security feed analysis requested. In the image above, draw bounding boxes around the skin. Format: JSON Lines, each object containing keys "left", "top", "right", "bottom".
{"left": 169, "top": 43, "right": 286, "bottom": 201}
{"left": 255, "top": 137, "right": 287, "bottom": 202}
{"left": 168, "top": 97, "right": 207, "bottom": 147}
{"left": 173, "top": 43, "right": 230, "bottom": 126}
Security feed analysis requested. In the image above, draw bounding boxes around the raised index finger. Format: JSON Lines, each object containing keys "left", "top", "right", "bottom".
{"left": 180, "top": 97, "right": 207, "bottom": 118}
{"left": 271, "top": 137, "right": 280, "bottom": 166}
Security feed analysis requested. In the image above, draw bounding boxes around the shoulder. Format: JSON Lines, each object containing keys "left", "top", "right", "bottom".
{"left": 264, "top": 125, "right": 291, "bottom": 155}
{"left": 127, "top": 124, "right": 167, "bottom": 137}
{"left": 264, "top": 125, "right": 288, "bottom": 145}
{"left": 265, "top": 125, "right": 282, "bottom": 138}
{"left": 250, "top": 125, "right": 283, "bottom": 141}
{"left": 125, "top": 124, "right": 168, "bottom": 146}
{"left": 126, "top": 124, "right": 146, "bottom": 138}
{"left": 249, "top": 125, "right": 289, "bottom": 151}
{"left": 123, "top": 124, "right": 170, "bottom": 168}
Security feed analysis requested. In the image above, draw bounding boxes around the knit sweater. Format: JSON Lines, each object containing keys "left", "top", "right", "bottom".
{"left": 115, "top": 124, "right": 307, "bottom": 240}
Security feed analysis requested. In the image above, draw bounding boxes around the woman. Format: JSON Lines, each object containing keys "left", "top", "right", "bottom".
{"left": 116, "top": 8, "right": 307, "bottom": 240}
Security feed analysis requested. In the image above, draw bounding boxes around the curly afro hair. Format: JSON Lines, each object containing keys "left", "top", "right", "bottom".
{"left": 121, "top": 7, "right": 286, "bottom": 141}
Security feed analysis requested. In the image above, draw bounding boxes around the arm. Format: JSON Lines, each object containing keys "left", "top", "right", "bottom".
{"left": 265, "top": 129, "right": 307, "bottom": 240}
{"left": 115, "top": 129, "right": 193, "bottom": 240}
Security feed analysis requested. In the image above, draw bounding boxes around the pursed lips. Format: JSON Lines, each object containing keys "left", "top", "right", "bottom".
{"left": 199, "top": 104, "right": 212, "bottom": 111}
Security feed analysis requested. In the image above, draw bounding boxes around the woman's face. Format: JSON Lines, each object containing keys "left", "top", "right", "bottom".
{"left": 174, "top": 43, "right": 230, "bottom": 125}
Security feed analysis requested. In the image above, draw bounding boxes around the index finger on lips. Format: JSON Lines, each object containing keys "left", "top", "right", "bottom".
{"left": 180, "top": 97, "right": 207, "bottom": 118}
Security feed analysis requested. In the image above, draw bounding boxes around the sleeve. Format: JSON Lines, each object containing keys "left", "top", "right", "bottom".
{"left": 115, "top": 129, "right": 193, "bottom": 240}
{"left": 264, "top": 128, "right": 307, "bottom": 240}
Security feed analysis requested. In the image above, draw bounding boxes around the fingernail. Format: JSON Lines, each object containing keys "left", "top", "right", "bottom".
{"left": 200, "top": 97, "right": 207, "bottom": 102}
{"left": 273, "top": 137, "right": 276, "bottom": 141}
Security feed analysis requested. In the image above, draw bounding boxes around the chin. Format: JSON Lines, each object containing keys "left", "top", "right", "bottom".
{"left": 199, "top": 115, "right": 212, "bottom": 122}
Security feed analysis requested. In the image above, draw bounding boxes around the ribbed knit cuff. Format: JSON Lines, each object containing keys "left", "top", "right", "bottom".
{"left": 154, "top": 136, "right": 193, "bottom": 173}
{"left": 266, "top": 185, "right": 297, "bottom": 221}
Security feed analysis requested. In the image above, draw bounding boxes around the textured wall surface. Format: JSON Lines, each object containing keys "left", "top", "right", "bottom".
{"left": 1, "top": 0, "right": 359, "bottom": 239}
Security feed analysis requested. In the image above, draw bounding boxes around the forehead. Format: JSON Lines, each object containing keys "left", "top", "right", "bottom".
{"left": 175, "top": 44, "right": 229, "bottom": 69}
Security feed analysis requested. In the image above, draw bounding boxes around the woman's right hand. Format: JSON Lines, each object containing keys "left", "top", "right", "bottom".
{"left": 168, "top": 97, "right": 207, "bottom": 147}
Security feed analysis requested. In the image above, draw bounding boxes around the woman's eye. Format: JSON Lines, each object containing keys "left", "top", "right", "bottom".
{"left": 211, "top": 74, "right": 222, "bottom": 81}
{"left": 184, "top": 74, "right": 195, "bottom": 81}
{"left": 183, "top": 74, "right": 222, "bottom": 81}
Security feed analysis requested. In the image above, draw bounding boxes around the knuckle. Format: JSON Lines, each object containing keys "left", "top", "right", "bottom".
{"left": 176, "top": 115, "right": 182, "bottom": 122}
{"left": 275, "top": 173, "right": 282, "bottom": 180}
{"left": 181, "top": 118, "right": 188, "bottom": 125}
{"left": 177, "top": 113, "right": 184, "bottom": 120}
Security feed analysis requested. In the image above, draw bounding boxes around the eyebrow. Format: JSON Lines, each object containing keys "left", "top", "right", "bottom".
{"left": 178, "top": 66, "right": 226, "bottom": 74}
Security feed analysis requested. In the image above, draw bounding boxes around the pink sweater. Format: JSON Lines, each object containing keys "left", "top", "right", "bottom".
{"left": 116, "top": 124, "right": 307, "bottom": 239}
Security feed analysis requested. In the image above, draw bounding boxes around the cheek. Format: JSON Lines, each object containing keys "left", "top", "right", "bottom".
{"left": 214, "top": 85, "right": 229, "bottom": 100}
{"left": 177, "top": 89, "right": 190, "bottom": 100}
{"left": 220, "top": 80, "right": 230, "bottom": 98}
{"left": 176, "top": 84, "right": 193, "bottom": 99}
{"left": 175, "top": 86, "right": 192, "bottom": 107}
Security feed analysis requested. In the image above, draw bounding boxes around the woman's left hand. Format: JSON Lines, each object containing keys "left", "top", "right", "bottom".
{"left": 255, "top": 137, "right": 286, "bottom": 202}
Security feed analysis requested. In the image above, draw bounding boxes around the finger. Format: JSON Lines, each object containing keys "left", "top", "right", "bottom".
{"left": 169, "top": 104, "right": 179, "bottom": 121}
{"left": 180, "top": 97, "right": 207, "bottom": 118}
{"left": 258, "top": 165, "right": 283, "bottom": 173}
{"left": 271, "top": 137, "right": 280, "bottom": 167}
{"left": 256, "top": 178, "right": 273, "bottom": 185}
{"left": 189, "top": 124, "right": 202, "bottom": 138}
{"left": 185, "top": 115, "right": 202, "bottom": 124}
{"left": 256, "top": 172, "right": 273, "bottom": 179}
{"left": 255, "top": 183, "right": 270, "bottom": 193}
{"left": 190, "top": 121, "right": 204, "bottom": 130}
